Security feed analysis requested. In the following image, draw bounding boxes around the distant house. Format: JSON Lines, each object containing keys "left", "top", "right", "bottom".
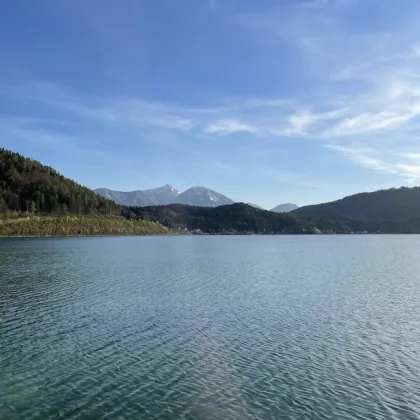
{"left": 193, "top": 229, "right": 203, "bottom": 234}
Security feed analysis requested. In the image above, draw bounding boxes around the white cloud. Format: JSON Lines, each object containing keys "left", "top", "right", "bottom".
{"left": 4, "top": 1, "right": 420, "bottom": 186}
{"left": 226, "top": 0, "right": 420, "bottom": 145}
{"left": 399, "top": 152, "right": 420, "bottom": 161}
{"left": 9, "top": 0, "right": 420, "bottom": 202}
{"left": 394, "top": 163, "right": 420, "bottom": 177}
{"left": 204, "top": 119, "right": 255, "bottom": 134}
{"left": 325, "top": 145, "right": 395, "bottom": 173}
{"left": 326, "top": 145, "right": 420, "bottom": 181}
{"left": 286, "top": 110, "right": 317, "bottom": 135}
{"left": 4, "top": 47, "right": 420, "bottom": 146}
{"left": 4, "top": 74, "right": 420, "bottom": 146}
{"left": 323, "top": 110, "right": 420, "bottom": 137}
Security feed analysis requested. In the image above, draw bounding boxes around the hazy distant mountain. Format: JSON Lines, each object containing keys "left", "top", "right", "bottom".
{"left": 176, "top": 187, "right": 235, "bottom": 207}
{"left": 96, "top": 185, "right": 234, "bottom": 207}
{"left": 94, "top": 188, "right": 150, "bottom": 207}
{"left": 271, "top": 203, "right": 299, "bottom": 213}
{"left": 247, "top": 203, "right": 265, "bottom": 210}
{"left": 96, "top": 186, "right": 298, "bottom": 211}
{"left": 95, "top": 185, "right": 179, "bottom": 206}
{"left": 143, "top": 184, "right": 180, "bottom": 205}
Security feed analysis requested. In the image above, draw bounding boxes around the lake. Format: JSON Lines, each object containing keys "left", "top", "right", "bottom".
{"left": 1, "top": 236, "right": 420, "bottom": 419}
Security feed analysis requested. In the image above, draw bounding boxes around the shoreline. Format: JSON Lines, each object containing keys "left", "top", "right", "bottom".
{"left": 0, "top": 236, "right": 166, "bottom": 238}
{"left": 0, "top": 232, "right": 399, "bottom": 238}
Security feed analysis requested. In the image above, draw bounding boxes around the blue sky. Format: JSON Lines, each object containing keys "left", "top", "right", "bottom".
{"left": 2, "top": 0, "right": 420, "bottom": 208}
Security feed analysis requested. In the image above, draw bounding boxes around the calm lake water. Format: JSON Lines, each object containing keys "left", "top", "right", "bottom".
{"left": 1, "top": 236, "right": 420, "bottom": 420}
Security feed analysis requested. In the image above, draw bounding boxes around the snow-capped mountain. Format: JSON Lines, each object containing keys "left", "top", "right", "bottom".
{"left": 176, "top": 186, "right": 235, "bottom": 207}
{"left": 143, "top": 184, "right": 180, "bottom": 205}
{"left": 95, "top": 185, "right": 234, "bottom": 207}
{"left": 94, "top": 188, "right": 150, "bottom": 207}
{"left": 270, "top": 203, "right": 299, "bottom": 213}
{"left": 96, "top": 185, "right": 302, "bottom": 211}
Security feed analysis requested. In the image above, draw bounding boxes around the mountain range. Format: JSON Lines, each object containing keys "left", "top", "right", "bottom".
{"left": 95, "top": 185, "right": 298, "bottom": 211}
{"left": 0, "top": 147, "right": 317, "bottom": 235}
{"left": 95, "top": 184, "right": 178, "bottom": 207}
{"left": 5, "top": 147, "right": 420, "bottom": 234}
{"left": 271, "top": 203, "right": 299, "bottom": 213}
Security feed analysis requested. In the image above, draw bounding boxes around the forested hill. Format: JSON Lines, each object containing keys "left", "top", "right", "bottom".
{"left": 123, "top": 203, "right": 324, "bottom": 234}
{"left": 6, "top": 147, "right": 420, "bottom": 235}
{"left": 294, "top": 187, "right": 420, "bottom": 221}
{"left": 0, "top": 148, "right": 119, "bottom": 215}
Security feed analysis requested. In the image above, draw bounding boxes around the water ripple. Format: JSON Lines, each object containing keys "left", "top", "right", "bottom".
{"left": 2, "top": 236, "right": 420, "bottom": 419}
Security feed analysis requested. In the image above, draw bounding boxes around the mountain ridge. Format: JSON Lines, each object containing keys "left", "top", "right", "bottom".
{"left": 176, "top": 186, "right": 234, "bottom": 207}
{"left": 124, "top": 203, "right": 322, "bottom": 234}
{"left": 95, "top": 185, "right": 299, "bottom": 210}
{"left": 248, "top": 203, "right": 265, "bottom": 210}
{"left": 293, "top": 186, "right": 420, "bottom": 228}
{"left": 95, "top": 185, "right": 235, "bottom": 208}
{"left": 94, "top": 188, "right": 150, "bottom": 207}
{"left": 271, "top": 203, "right": 299, "bottom": 213}
{"left": 142, "top": 184, "right": 180, "bottom": 205}
{"left": 5, "top": 147, "right": 420, "bottom": 234}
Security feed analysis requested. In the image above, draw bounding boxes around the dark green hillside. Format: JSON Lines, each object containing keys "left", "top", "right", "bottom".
{"left": 294, "top": 187, "right": 420, "bottom": 221}
{"left": 123, "top": 203, "right": 322, "bottom": 234}
{"left": 0, "top": 148, "right": 167, "bottom": 236}
{"left": 0, "top": 148, "right": 119, "bottom": 215}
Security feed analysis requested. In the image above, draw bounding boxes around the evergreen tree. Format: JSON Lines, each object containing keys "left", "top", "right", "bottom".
{"left": 0, "top": 148, "right": 120, "bottom": 216}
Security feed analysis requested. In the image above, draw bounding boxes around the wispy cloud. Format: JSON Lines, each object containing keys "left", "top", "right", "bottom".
{"left": 205, "top": 119, "right": 255, "bottom": 134}
{"left": 4, "top": 66, "right": 420, "bottom": 143}
{"left": 213, "top": 0, "right": 420, "bottom": 183}
{"left": 0, "top": 79, "right": 337, "bottom": 139}
{"left": 325, "top": 145, "right": 397, "bottom": 174}
{"left": 4, "top": 0, "right": 420, "bottom": 188}
{"left": 399, "top": 152, "right": 420, "bottom": 161}
{"left": 325, "top": 145, "right": 420, "bottom": 182}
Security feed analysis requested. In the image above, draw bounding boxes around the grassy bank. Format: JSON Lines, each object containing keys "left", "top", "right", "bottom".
{"left": 0, "top": 215, "right": 168, "bottom": 236}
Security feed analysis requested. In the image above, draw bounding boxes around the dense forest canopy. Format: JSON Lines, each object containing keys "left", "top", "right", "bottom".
{"left": 123, "top": 203, "right": 325, "bottom": 234}
{"left": 294, "top": 187, "right": 420, "bottom": 221}
{"left": 0, "top": 148, "right": 119, "bottom": 215}
{"left": 125, "top": 192, "right": 420, "bottom": 234}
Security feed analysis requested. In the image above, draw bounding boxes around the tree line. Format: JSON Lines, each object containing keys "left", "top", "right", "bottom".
{"left": 5, "top": 147, "right": 420, "bottom": 235}
{"left": 122, "top": 203, "right": 324, "bottom": 234}
{"left": 0, "top": 148, "right": 119, "bottom": 216}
